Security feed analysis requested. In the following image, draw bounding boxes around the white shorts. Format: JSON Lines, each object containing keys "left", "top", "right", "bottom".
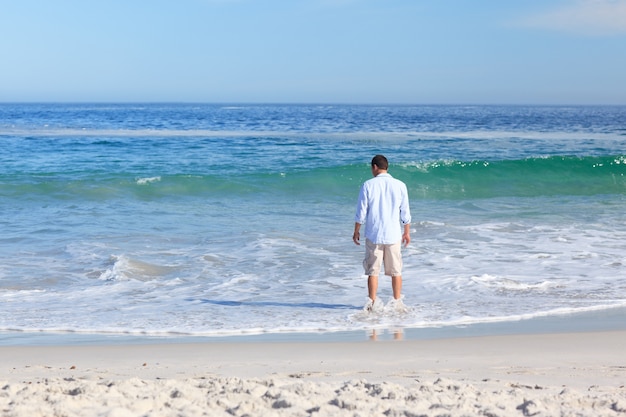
{"left": 363, "top": 239, "right": 403, "bottom": 277}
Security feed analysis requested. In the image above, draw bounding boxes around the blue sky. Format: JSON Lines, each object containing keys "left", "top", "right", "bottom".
{"left": 1, "top": 0, "right": 625, "bottom": 104}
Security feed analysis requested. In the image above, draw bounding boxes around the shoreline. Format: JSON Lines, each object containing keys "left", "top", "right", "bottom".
{"left": 2, "top": 329, "right": 625, "bottom": 416}
{"left": 2, "top": 304, "right": 626, "bottom": 346}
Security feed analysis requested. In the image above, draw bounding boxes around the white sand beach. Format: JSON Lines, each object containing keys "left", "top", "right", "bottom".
{"left": 2, "top": 330, "right": 626, "bottom": 416}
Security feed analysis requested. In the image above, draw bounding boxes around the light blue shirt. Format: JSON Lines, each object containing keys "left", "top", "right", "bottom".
{"left": 354, "top": 173, "right": 411, "bottom": 244}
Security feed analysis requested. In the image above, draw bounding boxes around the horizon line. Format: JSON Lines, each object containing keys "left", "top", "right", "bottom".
{"left": 1, "top": 101, "right": 625, "bottom": 107}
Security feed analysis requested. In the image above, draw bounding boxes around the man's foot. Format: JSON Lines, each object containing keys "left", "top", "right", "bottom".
{"left": 363, "top": 297, "right": 384, "bottom": 313}
{"left": 385, "top": 296, "right": 409, "bottom": 313}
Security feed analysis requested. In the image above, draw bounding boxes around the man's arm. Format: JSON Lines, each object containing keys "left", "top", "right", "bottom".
{"left": 402, "top": 223, "right": 411, "bottom": 247}
{"left": 353, "top": 222, "right": 362, "bottom": 245}
{"left": 354, "top": 184, "right": 367, "bottom": 246}
{"left": 400, "top": 183, "right": 411, "bottom": 247}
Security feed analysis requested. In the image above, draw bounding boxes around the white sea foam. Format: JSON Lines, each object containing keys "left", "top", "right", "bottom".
{"left": 136, "top": 176, "right": 161, "bottom": 185}
{"left": 2, "top": 204, "right": 625, "bottom": 339}
{"left": 470, "top": 274, "right": 556, "bottom": 291}
{"left": 98, "top": 255, "right": 177, "bottom": 282}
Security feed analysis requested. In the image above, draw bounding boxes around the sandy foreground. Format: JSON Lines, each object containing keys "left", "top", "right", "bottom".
{"left": 1, "top": 330, "right": 625, "bottom": 416}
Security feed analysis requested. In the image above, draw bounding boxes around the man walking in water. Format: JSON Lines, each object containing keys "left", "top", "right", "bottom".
{"left": 353, "top": 155, "right": 411, "bottom": 312}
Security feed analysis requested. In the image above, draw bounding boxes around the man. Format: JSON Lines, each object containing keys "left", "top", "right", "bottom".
{"left": 353, "top": 155, "right": 411, "bottom": 312}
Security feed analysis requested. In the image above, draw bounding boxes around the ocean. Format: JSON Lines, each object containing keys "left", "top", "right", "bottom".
{"left": 1, "top": 103, "right": 625, "bottom": 343}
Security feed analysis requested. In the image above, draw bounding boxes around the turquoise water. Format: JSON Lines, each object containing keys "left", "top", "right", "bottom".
{"left": 1, "top": 104, "right": 625, "bottom": 341}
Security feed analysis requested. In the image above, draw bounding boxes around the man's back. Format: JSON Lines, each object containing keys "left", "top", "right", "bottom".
{"left": 355, "top": 173, "right": 411, "bottom": 244}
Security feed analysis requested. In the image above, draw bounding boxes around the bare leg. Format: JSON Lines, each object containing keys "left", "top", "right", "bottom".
{"left": 368, "top": 275, "right": 378, "bottom": 300}
{"left": 392, "top": 275, "right": 402, "bottom": 299}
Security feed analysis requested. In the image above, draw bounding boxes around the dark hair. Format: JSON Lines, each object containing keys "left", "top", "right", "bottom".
{"left": 371, "top": 154, "right": 388, "bottom": 170}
